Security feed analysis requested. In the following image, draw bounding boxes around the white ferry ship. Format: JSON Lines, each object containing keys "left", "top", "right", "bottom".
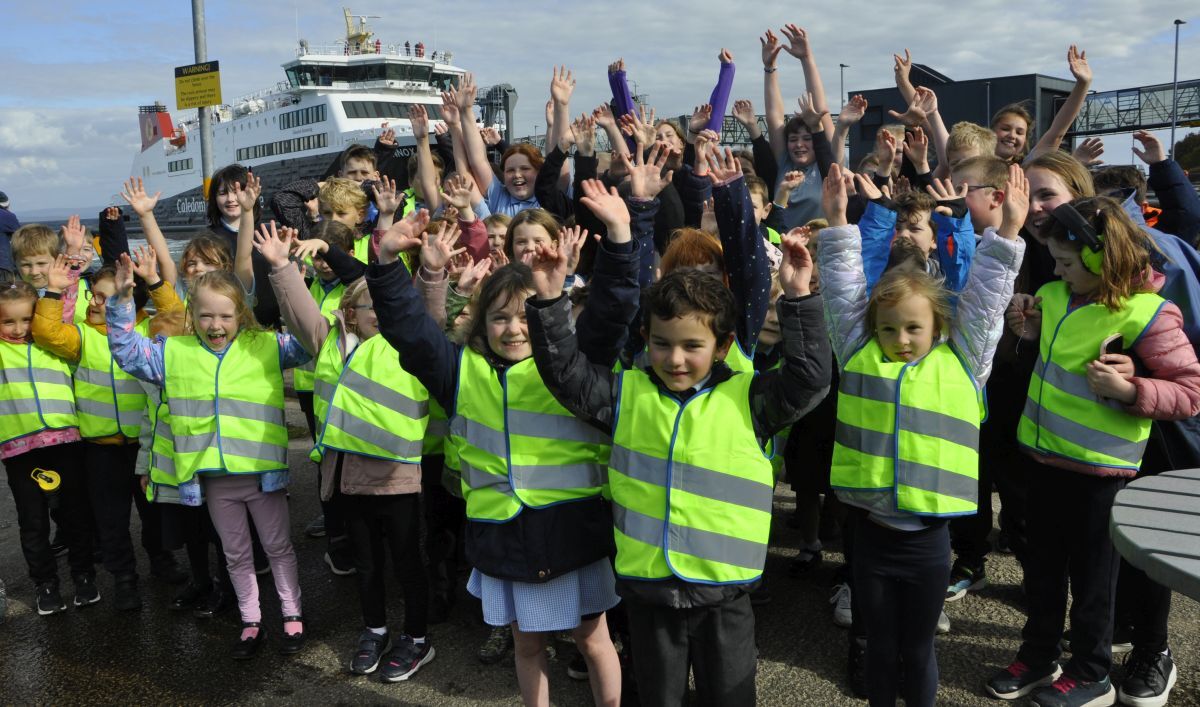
{"left": 130, "top": 10, "right": 515, "bottom": 231}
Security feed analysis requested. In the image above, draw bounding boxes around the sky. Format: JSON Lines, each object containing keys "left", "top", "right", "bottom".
{"left": 1, "top": 1, "right": 1197, "bottom": 213}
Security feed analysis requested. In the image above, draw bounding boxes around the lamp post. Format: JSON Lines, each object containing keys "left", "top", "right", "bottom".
{"left": 839, "top": 64, "right": 849, "bottom": 110}
{"left": 1170, "top": 19, "right": 1186, "bottom": 159}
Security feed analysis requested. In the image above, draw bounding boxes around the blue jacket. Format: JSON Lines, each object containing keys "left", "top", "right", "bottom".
{"left": 1148, "top": 159, "right": 1200, "bottom": 247}
{"left": 1121, "top": 190, "right": 1200, "bottom": 351}
{"left": 858, "top": 200, "right": 976, "bottom": 298}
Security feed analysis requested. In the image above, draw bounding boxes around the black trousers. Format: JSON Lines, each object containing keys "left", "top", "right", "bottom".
{"left": 625, "top": 594, "right": 758, "bottom": 707}
{"left": 300, "top": 391, "right": 348, "bottom": 543}
{"left": 852, "top": 512, "right": 949, "bottom": 707}
{"left": 131, "top": 474, "right": 166, "bottom": 561}
{"left": 1018, "top": 460, "right": 1124, "bottom": 682}
{"left": 421, "top": 454, "right": 464, "bottom": 604}
{"left": 4, "top": 443, "right": 93, "bottom": 586}
{"left": 83, "top": 442, "right": 139, "bottom": 578}
{"left": 344, "top": 492, "right": 429, "bottom": 636}
{"left": 160, "top": 502, "right": 232, "bottom": 590}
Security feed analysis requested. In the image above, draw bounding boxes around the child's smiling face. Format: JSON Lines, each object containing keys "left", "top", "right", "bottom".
{"left": 645, "top": 313, "right": 731, "bottom": 392}
{"left": 874, "top": 294, "right": 936, "bottom": 363}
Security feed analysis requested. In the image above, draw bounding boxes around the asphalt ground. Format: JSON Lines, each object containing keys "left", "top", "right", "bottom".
{"left": 1, "top": 399, "right": 1197, "bottom": 705}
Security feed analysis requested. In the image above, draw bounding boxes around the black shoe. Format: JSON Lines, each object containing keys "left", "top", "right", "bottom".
{"left": 847, "top": 639, "right": 867, "bottom": 698}
{"left": 73, "top": 575, "right": 101, "bottom": 608}
{"left": 567, "top": 651, "right": 589, "bottom": 681}
{"left": 1119, "top": 647, "right": 1177, "bottom": 706}
{"left": 788, "top": 546, "right": 823, "bottom": 576}
{"left": 36, "top": 582, "right": 68, "bottom": 616}
{"left": 194, "top": 585, "right": 234, "bottom": 619}
{"left": 350, "top": 629, "right": 391, "bottom": 675}
{"left": 324, "top": 548, "right": 357, "bottom": 577}
{"left": 380, "top": 636, "right": 435, "bottom": 682}
{"left": 170, "top": 582, "right": 212, "bottom": 611}
{"left": 114, "top": 577, "right": 142, "bottom": 611}
{"left": 150, "top": 555, "right": 189, "bottom": 585}
{"left": 278, "top": 615, "right": 306, "bottom": 655}
{"left": 231, "top": 623, "right": 266, "bottom": 660}
{"left": 749, "top": 585, "right": 772, "bottom": 606}
{"left": 945, "top": 562, "right": 987, "bottom": 601}
{"left": 1029, "top": 674, "right": 1114, "bottom": 706}
{"left": 305, "top": 514, "right": 326, "bottom": 538}
{"left": 985, "top": 659, "right": 1062, "bottom": 700}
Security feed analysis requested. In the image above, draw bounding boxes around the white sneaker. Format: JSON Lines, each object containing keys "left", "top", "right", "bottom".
{"left": 829, "top": 582, "right": 852, "bottom": 628}
{"left": 936, "top": 608, "right": 951, "bottom": 634}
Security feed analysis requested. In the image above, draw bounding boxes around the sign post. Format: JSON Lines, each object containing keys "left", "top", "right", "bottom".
{"left": 188, "top": 0, "right": 215, "bottom": 199}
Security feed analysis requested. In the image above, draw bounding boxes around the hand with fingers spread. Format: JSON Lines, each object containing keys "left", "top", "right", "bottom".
{"left": 572, "top": 114, "right": 597, "bottom": 157}
{"left": 760, "top": 29, "right": 783, "bottom": 68}
{"left": 903, "top": 126, "right": 930, "bottom": 174}
{"left": 561, "top": 225, "right": 588, "bottom": 276}
{"left": 688, "top": 104, "right": 713, "bottom": 137}
{"left": 444, "top": 173, "right": 476, "bottom": 212}
{"left": 409, "top": 105, "right": 430, "bottom": 140}
{"left": 456, "top": 256, "right": 493, "bottom": 296}
{"left": 481, "top": 126, "right": 503, "bottom": 146}
{"left": 999, "top": 163, "right": 1029, "bottom": 239}
{"left": 61, "top": 215, "right": 88, "bottom": 257}
{"left": 778, "top": 229, "right": 815, "bottom": 297}
{"left": 619, "top": 105, "right": 657, "bottom": 147}
{"left": 912, "top": 86, "right": 938, "bottom": 118}
{"left": 120, "top": 177, "right": 161, "bottom": 217}
{"left": 421, "top": 222, "right": 466, "bottom": 274}
{"left": 592, "top": 103, "right": 617, "bottom": 132}
{"left": 925, "top": 176, "right": 968, "bottom": 214}
{"left": 550, "top": 66, "right": 576, "bottom": 106}
{"left": 888, "top": 96, "right": 928, "bottom": 127}
{"left": 373, "top": 176, "right": 403, "bottom": 216}
{"left": 489, "top": 248, "right": 510, "bottom": 270}
{"left": 530, "top": 227, "right": 584, "bottom": 300}
{"left": 893, "top": 49, "right": 913, "bottom": 86}
{"left": 457, "top": 73, "right": 477, "bottom": 111}
{"left": 732, "top": 99, "right": 758, "bottom": 129}
{"left": 379, "top": 210, "right": 430, "bottom": 265}
{"left": 1131, "top": 130, "right": 1166, "bottom": 165}
{"left": 291, "top": 238, "right": 329, "bottom": 264}
{"left": 874, "top": 130, "right": 899, "bottom": 175}
{"left": 837, "top": 95, "right": 868, "bottom": 127}
{"left": 234, "top": 172, "right": 262, "bottom": 215}
{"left": 780, "top": 23, "right": 812, "bottom": 60}
{"left": 704, "top": 147, "right": 743, "bottom": 186}
{"left": 130, "top": 244, "right": 161, "bottom": 286}
{"left": 114, "top": 253, "right": 138, "bottom": 299}
{"left": 822, "top": 164, "right": 850, "bottom": 227}
{"left": 46, "top": 254, "right": 73, "bottom": 293}
{"left": 579, "top": 179, "right": 632, "bottom": 243}
{"left": 622, "top": 143, "right": 675, "bottom": 200}
{"left": 1072, "top": 137, "right": 1105, "bottom": 166}
{"left": 796, "top": 92, "right": 827, "bottom": 133}
{"left": 853, "top": 172, "right": 884, "bottom": 202}
{"left": 253, "top": 221, "right": 296, "bottom": 269}
{"left": 440, "top": 90, "right": 461, "bottom": 128}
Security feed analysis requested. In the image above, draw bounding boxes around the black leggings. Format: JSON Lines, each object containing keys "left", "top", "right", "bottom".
{"left": 852, "top": 512, "right": 950, "bottom": 707}
{"left": 4, "top": 442, "right": 93, "bottom": 586}
{"left": 344, "top": 492, "right": 429, "bottom": 636}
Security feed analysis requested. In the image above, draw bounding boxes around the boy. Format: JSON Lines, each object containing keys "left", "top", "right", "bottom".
{"left": 319, "top": 178, "right": 372, "bottom": 263}
{"left": 525, "top": 178, "right": 832, "bottom": 705}
{"left": 945, "top": 122, "right": 998, "bottom": 172}
{"left": 12, "top": 223, "right": 92, "bottom": 324}
{"left": 950, "top": 155, "right": 1009, "bottom": 236}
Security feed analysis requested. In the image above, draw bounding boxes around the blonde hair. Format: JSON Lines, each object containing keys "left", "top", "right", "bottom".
{"left": 952, "top": 155, "right": 1010, "bottom": 190}
{"left": 1044, "top": 196, "right": 1154, "bottom": 312}
{"left": 11, "top": 224, "right": 60, "bottom": 261}
{"left": 483, "top": 213, "right": 512, "bottom": 231}
{"left": 867, "top": 269, "right": 952, "bottom": 338}
{"left": 320, "top": 177, "right": 369, "bottom": 215}
{"left": 947, "top": 122, "right": 998, "bottom": 159}
{"left": 184, "top": 271, "right": 263, "bottom": 337}
{"left": 180, "top": 234, "right": 233, "bottom": 273}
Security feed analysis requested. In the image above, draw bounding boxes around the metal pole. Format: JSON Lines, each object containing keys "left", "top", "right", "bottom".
{"left": 985, "top": 82, "right": 991, "bottom": 123}
{"left": 1170, "top": 19, "right": 1186, "bottom": 160}
{"left": 192, "top": 0, "right": 214, "bottom": 196}
{"left": 839, "top": 64, "right": 848, "bottom": 110}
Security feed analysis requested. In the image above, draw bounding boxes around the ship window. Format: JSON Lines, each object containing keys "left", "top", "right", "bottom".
{"left": 341, "top": 101, "right": 442, "bottom": 121}
{"left": 168, "top": 158, "right": 193, "bottom": 173}
{"left": 431, "top": 72, "right": 460, "bottom": 91}
{"left": 280, "top": 104, "right": 327, "bottom": 130}
{"left": 236, "top": 133, "right": 328, "bottom": 162}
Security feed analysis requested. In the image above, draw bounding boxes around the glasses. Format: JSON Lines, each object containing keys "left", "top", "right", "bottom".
{"left": 965, "top": 184, "right": 996, "bottom": 192}
{"left": 82, "top": 289, "right": 108, "bottom": 305}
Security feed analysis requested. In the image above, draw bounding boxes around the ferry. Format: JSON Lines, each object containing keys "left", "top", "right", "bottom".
{"left": 130, "top": 9, "right": 515, "bottom": 231}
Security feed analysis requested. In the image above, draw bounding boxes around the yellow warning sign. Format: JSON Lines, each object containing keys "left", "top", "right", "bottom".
{"left": 175, "top": 61, "right": 223, "bottom": 110}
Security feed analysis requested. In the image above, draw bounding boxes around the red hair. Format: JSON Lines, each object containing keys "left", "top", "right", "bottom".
{"left": 660, "top": 229, "right": 727, "bottom": 287}
{"left": 501, "top": 143, "right": 544, "bottom": 173}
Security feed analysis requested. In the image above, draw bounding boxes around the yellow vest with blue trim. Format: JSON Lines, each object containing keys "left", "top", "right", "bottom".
{"left": 353, "top": 235, "right": 371, "bottom": 264}
{"left": 74, "top": 320, "right": 150, "bottom": 438}
{"left": 1017, "top": 281, "right": 1163, "bottom": 470}
{"left": 0, "top": 340, "right": 78, "bottom": 444}
{"left": 144, "top": 394, "right": 184, "bottom": 502}
{"left": 447, "top": 348, "right": 609, "bottom": 522}
{"left": 609, "top": 370, "right": 774, "bottom": 584}
{"left": 162, "top": 331, "right": 288, "bottom": 483}
{"left": 831, "top": 338, "right": 983, "bottom": 517}
{"left": 309, "top": 329, "right": 429, "bottom": 463}
{"left": 72, "top": 279, "right": 91, "bottom": 325}
{"left": 293, "top": 279, "right": 345, "bottom": 393}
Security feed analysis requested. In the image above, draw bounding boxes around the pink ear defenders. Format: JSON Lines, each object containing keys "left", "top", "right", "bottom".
{"left": 1051, "top": 203, "right": 1104, "bottom": 275}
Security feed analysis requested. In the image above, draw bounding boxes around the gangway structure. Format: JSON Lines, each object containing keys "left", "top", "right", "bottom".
{"left": 1066, "top": 79, "right": 1200, "bottom": 136}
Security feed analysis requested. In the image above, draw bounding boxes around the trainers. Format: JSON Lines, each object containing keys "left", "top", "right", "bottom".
{"left": 36, "top": 582, "right": 67, "bottom": 616}
{"left": 478, "top": 625, "right": 512, "bottom": 664}
{"left": 1031, "top": 674, "right": 1115, "bottom": 707}
{"left": 305, "top": 514, "right": 326, "bottom": 538}
{"left": 380, "top": 636, "right": 435, "bottom": 682}
{"left": 946, "top": 563, "right": 987, "bottom": 601}
{"left": 1061, "top": 629, "right": 1134, "bottom": 656}
{"left": 351, "top": 629, "right": 391, "bottom": 675}
{"left": 567, "top": 651, "right": 589, "bottom": 681}
{"left": 73, "top": 575, "right": 100, "bottom": 608}
{"left": 324, "top": 549, "right": 357, "bottom": 577}
{"left": 937, "top": 608, "right": 951, "bottom": 634}
{"left": 986, "top": 660, "right": 1063, "bottom": 700}
{"left": 1118, "top": 648, "right": 1176, "bottom": 707}
{"left": 829, "top": 582, "right": 852, "bottom": 628}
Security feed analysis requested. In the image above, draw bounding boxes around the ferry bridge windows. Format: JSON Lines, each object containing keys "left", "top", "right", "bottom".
{"left": 341, "top": 101, "right": 443, "bottom": 121}
{"left": 236, "top": 133, "right": 328, "bottom": 162}
{"left": 168, "top": 158, "right": 193, "bottom": 173}
{"left": 431, "top": 72, "right": 461, "bottom": 92}
{"left": 279, "top": 105, "right": 327, "bottom": 130}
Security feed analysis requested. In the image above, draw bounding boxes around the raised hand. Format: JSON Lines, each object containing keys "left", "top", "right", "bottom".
{"left": 579, "top": 179, "right": 632, "bottom": 236}
{"left": 120, "top": 177, "right": 161, "bottom": 217}
{"left": 114, "top": 253, "right": 137, "bottom": 298}
{"left": 444, "top": 173, "right": 476, "bottom": 210}
{"left": 544, "top": 101, "right": 554, "bottom": 134}
{"left": 780, "top": 23, "right": 812, "bottom": 60}
{"left": 421, "top": 221, "right": 465, "bottom": 273}
{"left": 893, "top": 49, "right": 913, "bottom": 85}
{"left": 1132, "top": 130, "right": 1167, "bottom": 164}
{"left": 796, "top": 92, "right": 827, "bottom": 132}
{"left": 456, "top": 256, "right": 493, "bottom": 296}
{"left": 622, "top": 142, "right": 676, "bottom": 199}
{"left": 619, "top": 105, "right": 657, "bottom": 147}
{"left": 379, "top": 122, "right": 397, "bottom": 147}
{"left": 732, "top": 99, "right": 757, "bottom": 127}
{"left": 775, "top": 170, "right": 805, "bottom": 203}
{"left": 560, "top": 224, "right": 588, "bottom": 275}
{"left": 903, "top": 126, "right": 930, "bottom": 173}
{"left": 572, "top": 114, "right": 596, "bottom": 156}
{"left": 760, "top": 29, "right": 783, "bottom": 68}
{"left": 689, "top": 104, "right": 713, "bottom": 136}
{"left": 379, "top": 209, "right": 429, "bottom": 264}
{"left": 608, "top": 58, "right": 625, "bottom": 75}
{"left": 853, "top": 172, "right": 884, "bottom": 201}
{"left": 372, "top": 175, "right": 402, "bottom": 216}
{"left": 837, "top": 95, "right": 868, "bottom": 127}
{"left": 61, "top": 215, "right": 87, "bottom": 255}
{"left": 1067, "top": 44, "right": 1092, "bottom": 84}
{"left": 47, "top": 254, "right": 73, "bottom": 292}
{"left": 592, "top": 103, "right": 617, "bottom": 131}
{"left": 130, "top": 244, "right": 161, "bottom": 285}
{"left": 925, "top": 176, "right": 968, "bottom": 214}
{"left": 912, "top": 86, "right": 938, "bottom": 116}
{"left": 253, "top": 220, "right": 295, "bottom": 268}
{"left": 291, "top": 238, "right": 329, "bottom": 263}
{"left": 440, "top": 90, "right": 461, "bottom": 128}
{"left": 457, "top": 73, "right": 477, "bottom": 111}
{"left": 103, "top": 206, "right": 121, "bottom": 223}
{"left": 718, "top": 48, "right": 734, "bottom": 64}
{"left": 704, "top": 147, "right": 743, "bottom": 185}
{"left": 481, "top": 127, "right": 503, "bottom": 146}
{"left": 874, "top": 129, "right": 899, "bottom": 172}
{"left": 408, "top": 104, "right": 429, "bottom": 139}
{"left": 1072, "top": 137, "right": 1105, "bottom": 166}
{"left": 233, "top": 172, "right": 261, "bottom": 214}
{"left": 822, "top": 163, "right": 850, "bottom": 227}
{"left": 1000, "top": 163, "right": 1029, "bottom": 239}
{"left": 489, "top": 248, "right": 510, "bottom": 270}
{"left": 778, "top": 229, "right": 814, "bottom": 297}
{"left": 550, "top": 65, "right": 576, "bottom": 105}
{"left": 887, "top": 97, "right": 927, "bottom": 127}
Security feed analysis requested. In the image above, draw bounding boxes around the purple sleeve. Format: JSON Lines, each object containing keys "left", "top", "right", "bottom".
{"left": 106, "top": 297, "right": 166, "bottom": 386}
{"left": 609, "top": 69, "right": 638, "bottom": 154}
{"left": 704, "top": 62, "right": 735, "bottom": 134}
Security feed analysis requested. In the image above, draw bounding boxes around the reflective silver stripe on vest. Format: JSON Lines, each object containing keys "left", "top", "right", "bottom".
{"left": 1038, "top": 358, "right": 1097, "bottom": 402}
{"left": 313, "top": 378, "right": 335, "bottom": 403}
{"left": 841, "top": 371, "right": 897, "bottom": 403}
{"left": 1022, "top": 399, "right": 1146, "bottom": 465}
{"left": 0, "top": 398, "right": 76, "bottom": 417}
{"left": 171, "top": 398, "right": 283, "bottom": 425}
{"left": 338, "top": 368, "right": 428, "bottom": 420}
{"left": 325, "top": 406, "right": 423, "bottom": 458}
{"left": 426, "top": 418, "right": 449, "bottom": 437}
{"left": 76, "top": 398, "right": 143, "bottom": 426}
{"left": 897, "top": 407, "right": 978, "bottom": 449}
{"left": 835, "top": 423, "right": 893, "bottom": 458}
{"left": 610, "top": 446, "right": 774, "bottom": 513}
{"left": 75, "top": 367, "right": 143, "bottom": 395}
{"left": 461, "top": 460, "right": 514, "bottom": 493}
{"left": 153, "top": 450, "right": 176, "bottom": 475}
{"left": 507, "top": 409, "right": 609, "bottom": 446}
{"left": 613, "top": 501, "right": 767, "bottom": 570}
{"left": 896, "top": 459, "right": 977, "bottom": 502}
{"left": 511, "top": 462, "right": 606, "bottom": 490}
{"left": 172, "top": 432, "right": 218, "bottom": 454}
{"left": 173, "top": 432, "right": 284, "bottom": 464}
{"left": 4, "top": 367, "right": 73, "bottom": 387}
{"left": 450, "top": 416, "right": 507, "bottom": 458}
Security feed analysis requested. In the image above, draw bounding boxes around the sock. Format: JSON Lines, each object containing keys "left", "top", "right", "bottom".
{"left": 240, "top": 626, "right": 260, "bottom": 641}
{"left": 368, "top": 626, "right": 387, "bottom": 636}
{"left": 412, "top": 636, "right": 426, "bottom": 645}
{"left": 284, "top": 620, "right": 304, "bottom": 636}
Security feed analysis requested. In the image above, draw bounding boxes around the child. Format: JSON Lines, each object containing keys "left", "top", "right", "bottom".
{"left": 991, "top": 44, "right": 1092, "bottom": 165}
{"left": 12, "top": 222, "right": 90, "bottom": 324}
{"left": 365, "top": 192, "right": 654, "bottom": 705}
{"left": 0, "top": 279, "right": 93, "bottom": 615}
{"left": 820, "top": 162, "right": 1027, "bottom": 706}
{"left": 205, "top": 164, "right": 279, "bottom": 327}
{"left": 945, "top": 122, "right": 998, "bottom": 172}
{"left": 988, "top": 197, "right": 1200, "bottom": 706}
{"left": 524, "top": 175, "right": 830, "bottom": 704}
{"left": 484, "top": 213, "right": 511, "bottom": 256}
{"left": 320, "top": 177, "right": 373, "bottom": 262}
{"left": 455, "top": 74, "right": 541, "bottom": 217}
{"left": 951, "top": 155, "right": 1010, "bottom": 236}
{"left": 107, "top": 262, "right": 309, "bottom": 659}
{"left": 261, "top": 223, "right": 449, "bottom": 682}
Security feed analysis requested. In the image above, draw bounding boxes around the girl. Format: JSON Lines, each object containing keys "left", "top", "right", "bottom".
{"left": 205, "top": 164, "right": 279, "bottom": 326}
{"left": 991, "top": 45, "right": 1092, "bottom": 164}
{"left": 107, "top": 260, "right": 308, "bottom": 659}
{"left": 367, "top": 208, "right": 627, "bottom": 707}
{"left": 818, "top": 163, "right": 1028, "bottom": 706}
{"left": 259, "top": 222, "right": 451, "bottom": 681}
{"left": 0, "top": 280, "right": 93, "bottom": 615}
{"left": 454, "top": 74, "right": 541, "bottom": 217}
{"left": 988, "top": 197, "right": 1200, "bottom": 705}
